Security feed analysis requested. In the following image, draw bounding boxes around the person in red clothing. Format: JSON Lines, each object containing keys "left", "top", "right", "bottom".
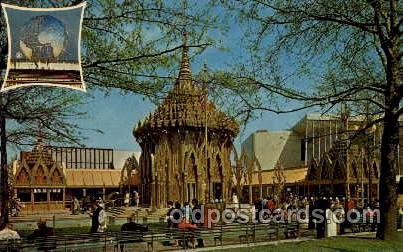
{"left": 267, "top": 196, "right": 276, "bottom": 214}
{"left": 347, "top": 199, "right": 355, "bottom": 210}
{"left": 178, "top": 219, "right": 197, "bottom": 229}
{"left": 178, "top": 217, "right": 197, "bottom": 248}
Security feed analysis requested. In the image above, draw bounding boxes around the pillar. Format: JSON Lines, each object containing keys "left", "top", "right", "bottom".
{"left": 259, "top": 183, "right": 263, "bottom": 199}
{"left": 156, "top": 179, "right": 161, "bottom": 208}
{"left": 154, "top": 176, "right": 158, "bottom": 208}
{"left": 62, "top": 188, "right": 66, "bottom": 206}
{"left": 161, "top": 179, "right": 166, "bottom": 208}
{"left": 200, "top": 181, "right": 206, "bottom": 204}
{"left": 31, "top": 189, "right": 34, "bottom": 212}
{"left": 183, "top": 174, "right": 188, "bottom": 203}
{"left": 312, "top": 120, "right": 315, "bottom": 160}
{"left": 150, "top": 181, "right": 155, "bottom": 208}
{"left": 318, "top": 121, "right": 321, "bottom": 159}
{"left": 196, "top": 175, "right": 202, "bottom": 201}
{"left": 222, "top": 177, "right": 227, "bottom": 202}
{"left": 305, "top": 122, "right": 308, "bottom": 165}
{"left": 165, "top": 179, "right": 170, "bottom": 203}
{"left": 47, "top": 189, "right": 51, "bottom": 211}
{"left": 102, "top": 188, "right": 106, "bottom": 201}
{"left": 249, "top": 185, "right": 253, "bottom": 205}
{"left": 210, "top": 181, "right": 214, "bottom": 202}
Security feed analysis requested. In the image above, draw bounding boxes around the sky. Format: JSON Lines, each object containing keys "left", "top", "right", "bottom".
{"left": 74, "top": 89, "right": 309, "bottom": 152}
{"left": 74, "top": 28, "right": 316, "bottom": 153}
{"left": 49, "top": 6, "right": 320, "bottom": 154}
{"left": 7, "top": 3, "right": 322, "bottom": 156}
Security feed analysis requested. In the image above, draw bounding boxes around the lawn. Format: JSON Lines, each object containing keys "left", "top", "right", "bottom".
{"left": 216, "top": 232, "right": 403, "bottom": 252}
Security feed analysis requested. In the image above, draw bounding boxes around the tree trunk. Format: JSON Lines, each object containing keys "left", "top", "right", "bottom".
{"left": 0, "top": 112, "right": 9, "bottom": 228}
{"left": 376, "top": 44, "right": 400, "bottom": 239}
{"left": 377, "top": 111, "right": 399, "bottom": 240}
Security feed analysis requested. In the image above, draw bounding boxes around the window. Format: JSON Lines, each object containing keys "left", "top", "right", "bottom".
{"left": 34, "top": 189, "right": 47, "bottom": 202}
{"left": 48, "top": 146, "right": 114, "bottom": 170}
{"left": 17, "top": 189, "right": 31, "bottom": 202}
{"left": 213, "top": 182, "right": 222, "bottom": 201}
{"left": 50, "top": 189, "right": 63, "bottom": 201}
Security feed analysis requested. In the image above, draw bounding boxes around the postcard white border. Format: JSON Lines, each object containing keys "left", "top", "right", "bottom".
{"left": 0, "top": 2, "right": 87, "bottom": 92}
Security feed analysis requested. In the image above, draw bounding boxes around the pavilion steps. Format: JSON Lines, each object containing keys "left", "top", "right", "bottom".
{"left": 107, "top": 207, "right": 170, "bottom": 221}
{"left": 107, "top": 207, "right": 129, "bottom": 218}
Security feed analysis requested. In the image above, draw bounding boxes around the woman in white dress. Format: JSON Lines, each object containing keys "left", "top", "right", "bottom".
{"left": 326, "top": 209, "right": 338, "bottom": 237}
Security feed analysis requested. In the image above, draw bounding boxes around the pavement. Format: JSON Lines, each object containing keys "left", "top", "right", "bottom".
{"left": 177, "top": 237, "right": 314, "bottom": 252}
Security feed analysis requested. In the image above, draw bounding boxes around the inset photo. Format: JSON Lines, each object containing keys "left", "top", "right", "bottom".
{"left": 1, "top": 2, "right": 86, "bottom": 92}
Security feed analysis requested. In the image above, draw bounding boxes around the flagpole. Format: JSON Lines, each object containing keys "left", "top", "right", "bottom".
{"left": 204, "top": 85, "right": 208, "bottom": 202}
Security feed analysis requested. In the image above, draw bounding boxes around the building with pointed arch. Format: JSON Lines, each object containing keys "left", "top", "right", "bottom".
{"left": 241, "top": 113, "right": 403, "bottom": 203}
{"left": 12, "top": 139, "right": 140, "bottom": 212}
{"left": 133, "top": 36, "right": 239, "bottom": 208}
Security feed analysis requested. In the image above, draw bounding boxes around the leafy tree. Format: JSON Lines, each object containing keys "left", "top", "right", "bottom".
{"left": 220, "top": 0, "right": 401, "bottom": 240}
{"left": 0, "top": 0, "right": 230, "bottom": 227}
{"left": 0, "top": 88, "right": 89, "bottom": 225}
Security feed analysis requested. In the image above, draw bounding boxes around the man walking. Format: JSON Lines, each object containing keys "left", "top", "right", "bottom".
{"left": 89, "top": 201, "right": 107, "bottom": 233}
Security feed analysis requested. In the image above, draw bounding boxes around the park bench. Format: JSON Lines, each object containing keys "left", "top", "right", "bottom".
{"left": 204, "top": 223, "right": 257, "bottom": 246}
{"left": 266, "top": 225, "right": 278, "bottom": 240}
{"left": 252, "top": 223, "right": 278, "bottom": 242}
{"left": 113, "top": 230, "right": 146, "bottom": 252}
{"left": 60, "top": 232, "right": 115, "bottom": 251}
{"left": 0, "top": 239, "right": 21, "bottom": 252}
{"left": 143, "top": 232, "right": 168, "bottom": 252}
{"left": 284, "top": 221, "right": 300, "bottom": 238}
{"left": 351, "top": 215, "right": 374, "bottom": 233}
{"left": 238, "top": 224, "right": 255, "bottom": 243}
{"left": 211, "top": 224, "right": 240, "bottom": 246}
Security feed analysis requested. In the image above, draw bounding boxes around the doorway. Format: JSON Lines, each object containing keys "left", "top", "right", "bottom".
{"left": 213, "top": 182, "right": 222, "bottom": 201}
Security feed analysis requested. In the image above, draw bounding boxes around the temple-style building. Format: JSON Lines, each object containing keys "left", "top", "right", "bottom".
{"left": 12, "top": 138, "right": 140, "bottom": 212}
{"left": 133, "top": 35, "right": 239, "bottom": 208}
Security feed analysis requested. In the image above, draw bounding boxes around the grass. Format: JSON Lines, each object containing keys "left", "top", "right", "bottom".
{"left": 216, "top": 232, "right": 403, "bottom": 252}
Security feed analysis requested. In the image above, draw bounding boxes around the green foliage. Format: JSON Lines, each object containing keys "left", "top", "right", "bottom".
{"left": 218, "top": 0, "right": 398, "bottom": 119}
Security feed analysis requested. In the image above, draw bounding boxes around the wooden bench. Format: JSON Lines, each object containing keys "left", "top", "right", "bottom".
{"left": 351, "top": 215, "right": 372, "bottom": 233}
{"left": 238, "top": 224, "right": 255, "bottom": 243}
{"left": 143, "top": 233, "right": 168, "bottom": 252}
{"left": 253, "top": 223, "right": 278, "bottom": 241}
{"left": 113, "top": 231, "right": 145, "bottom": 252}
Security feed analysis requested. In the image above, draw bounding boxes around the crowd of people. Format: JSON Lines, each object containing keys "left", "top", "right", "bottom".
{"left": 69, "top": 190, "right": 141, "bottom": 215}
{"left": 0, "top": 191, "right": 401, "bottom": 250}
{"left": 252, "top": 192, "right": 381, "bottom": 238}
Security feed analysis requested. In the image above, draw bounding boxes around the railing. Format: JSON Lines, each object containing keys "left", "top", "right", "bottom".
{"left": 0, "top": 221, "right": 313, "bottom": 252}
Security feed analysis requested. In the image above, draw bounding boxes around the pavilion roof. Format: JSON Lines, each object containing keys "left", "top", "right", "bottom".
{"left": 134, "top": 34, "right": 239, "bottom": 138}
{"left": 248, "top": 166, "right": 308, "bottom": 185}
{"left": 26, "top": 138, "right": 54, "bottom": 166}
{"left": 65, "top": 169, "right": 122, "bottom": 188}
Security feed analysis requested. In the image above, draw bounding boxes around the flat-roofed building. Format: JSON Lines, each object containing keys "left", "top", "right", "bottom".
{"left": 241, "top": 113, "right": 403, "bottom": 203}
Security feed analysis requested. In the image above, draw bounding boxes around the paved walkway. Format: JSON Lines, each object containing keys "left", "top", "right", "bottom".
{"left": 156, "top": 237, "right": 314, "bottom": 252}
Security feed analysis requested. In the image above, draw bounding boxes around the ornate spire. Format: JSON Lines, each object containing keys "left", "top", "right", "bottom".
{"left": 176, "top": 31, "right": 193, "bottom": 90}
